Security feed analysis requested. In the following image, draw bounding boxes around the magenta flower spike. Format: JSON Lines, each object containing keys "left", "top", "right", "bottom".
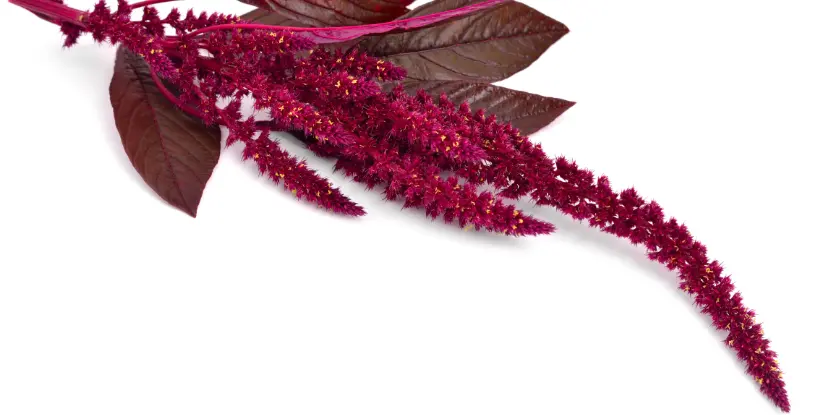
{"left": 6, "top": 0, "right": 789, "bottom": 411}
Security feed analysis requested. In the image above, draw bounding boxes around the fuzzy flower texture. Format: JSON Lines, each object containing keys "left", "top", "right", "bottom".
{"left": 9, "top": 0, "right": 789, "bottom": 410}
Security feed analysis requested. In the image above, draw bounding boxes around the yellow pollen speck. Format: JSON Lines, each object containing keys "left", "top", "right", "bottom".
{"left": 269, "top": 32, "right": 276, "bottom": 37}
{"left": 316, "top": 191, "right": 321, "bottom": 197}
{"left": 292, "top": 189, "right": 297, "bottom": 195}
{"left": 279, "top": 36, "right": 284, "bottom": 43}
{"left": 445, "top": 146, "right": 450, "bottom": 152}
{"left": 345, "top": 90, "right": 350, "bottom": 96}
{"left": 512, "top": 225, "right": 517, "bottom": 230}
{"left": 352, "top": 79, "right": 358, "bottom": 84}
{"left": 327, "top": 190, "right": 332, "bottom": 195}
{"left": 485, "top": 209, "right": 491, "bottom": 214}
{"left": 434, "top": 175, "right": 439, "bottom": 179}
{"left": 513, "top": 210, "right": 519, "bottom": 217}
{"left": 756, "top": 348, "right": 762, "bottom": 354}
{"left": 253, "top": 154, "right": 259, "bottom": 159}
{"left": 757, "top": 378, "right": 764, "bottom": 385}
{"left": 728, "top": 339, "right": 734, "bottom": 346}
{"left": 378, "top": 59, "right": 385, "bottom": 64}
{"left": 440, "top": 135, "right": 446, "bottom": 141}
{"left": 519, "top": 219, "right": 524, "bottom": 224}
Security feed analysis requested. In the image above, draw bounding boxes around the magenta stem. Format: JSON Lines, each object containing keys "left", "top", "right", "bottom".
{"left": 147, "top": 69, "right": 203, "bottom": 119}
{"left": 130, "top": 0, "right": 178, "bottom": 10}
{"left": 8, "top": 0, "right": 86, "bottom": 24}
{"left": 187, "top": 0, "right": 509, "bottom": 38}
{"left": 187, "top": 23, "right": 293, "bottom": 38}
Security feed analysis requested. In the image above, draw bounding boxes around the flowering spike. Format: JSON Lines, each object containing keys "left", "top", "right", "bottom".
{"left": 236, "top": 131, "right": 363, "bottom": 216}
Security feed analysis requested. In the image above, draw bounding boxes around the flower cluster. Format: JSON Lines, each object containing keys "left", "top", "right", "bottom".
{"left": 9, "top": 0, "right": 789, "bottom": 410}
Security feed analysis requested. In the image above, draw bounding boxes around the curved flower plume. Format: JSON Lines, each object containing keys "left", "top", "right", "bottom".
{"left": 7, "top": 0, "right": 788, "bottom": 411}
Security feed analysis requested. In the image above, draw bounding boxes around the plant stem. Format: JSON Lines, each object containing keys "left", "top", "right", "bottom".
{"left": 130, "top": 0, "right": 178, "bottom": 10}
{"left": 147, "top": 69, "right": 202, "bottom": 119}
{"left": 8, "top": 0, "right": 86, "bottom": 24}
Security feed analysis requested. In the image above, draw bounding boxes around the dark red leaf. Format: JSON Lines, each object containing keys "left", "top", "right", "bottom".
{"left": 240, "top": 0, "right": 410, "bottom": 26}
{"left": 109, "top": 47, "right": 221, "bottom": 217}
{"left": 399, "top": 80, "right": 574, "bottom": 135}
{"left": 360, "top": 0, "right": 569, "bottom": 82}
{"left": 238, "top": 0, "right": 389, "bottom": 51}
{"left": 238, "top": 0, "right": 511, "bottom": 44}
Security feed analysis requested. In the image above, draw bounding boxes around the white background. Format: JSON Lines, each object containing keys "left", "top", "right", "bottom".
{"left": 1, "top": 1, "right": 828, "bottom": 414}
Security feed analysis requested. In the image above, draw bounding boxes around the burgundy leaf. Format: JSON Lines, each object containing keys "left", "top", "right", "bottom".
{"left": 232, "top": 0, "right": 512, "bottom": 44}
{"left": 399, "top": 80, "right": 575, "bottom": 135}
{"left": 239, "top": 0, "right": 403, "bottom": 51}
{"left": 359, "top": 0, "right": 569, "bottom": 81}
{"left": 240, "top": 0, "right": 412, "bottom": 25}
{"left": 109, "top": 47, "right": 221, "bottom": 217}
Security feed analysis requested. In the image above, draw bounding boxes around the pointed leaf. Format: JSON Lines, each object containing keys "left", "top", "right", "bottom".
{"left": 240, "top": 0, "right": 412, "bottom": 25}
{"left": 109, "top": 47, "right": 221, "bottom": 217}
{"left": 360, "top": 0, "right": 569, "bottom": 81}
{"left": 238, "top": 0, "right": 512, "bottom": 44}
{"left": 239, "top": 0, "right": 402, "bottom": 51}
{"left": 400, "top": 80, "right": 574, "bottom": 135}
